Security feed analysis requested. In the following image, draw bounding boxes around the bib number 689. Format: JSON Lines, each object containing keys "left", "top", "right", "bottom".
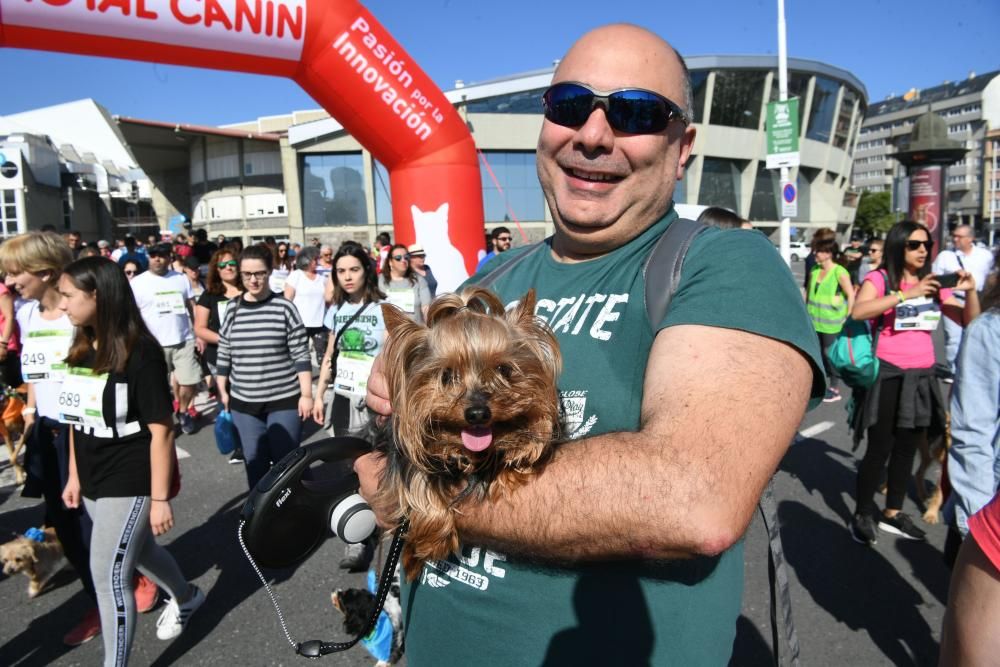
{"left": 58, "top": 392, "right": 81, "bottom": 408}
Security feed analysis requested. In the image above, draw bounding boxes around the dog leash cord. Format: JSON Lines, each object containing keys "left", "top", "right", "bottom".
{"left": 237, "top": 520, "right": 299, "bottom": 651}
{"left": 312, "top": 519, "right": 409, "bottom": 657}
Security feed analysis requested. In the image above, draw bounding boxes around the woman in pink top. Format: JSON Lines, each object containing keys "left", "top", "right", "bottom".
{"left": 849, "top": 220, "right": 979, "bottom": 546}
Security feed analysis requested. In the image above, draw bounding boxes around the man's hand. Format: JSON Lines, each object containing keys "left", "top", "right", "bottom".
{"left": 365, "top": 354, "right": 392, "bottom": 417}
{"left": 354, "top": 452, "right": 397, "bottom": 529}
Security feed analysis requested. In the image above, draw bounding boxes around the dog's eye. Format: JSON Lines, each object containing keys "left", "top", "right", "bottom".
{"left": 442, "top": 368, "right": 459, "bottom": 385}
{"left": 497, "top": 364, "right": 513, "bottom": 380}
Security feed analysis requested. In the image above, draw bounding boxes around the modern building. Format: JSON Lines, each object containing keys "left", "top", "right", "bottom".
{"left": 851, "top": 71, "right": 1000, "bottom": 237}
{"left": 3, "top": 54, "right": 869, "bottom": 246}
{"left": 0, "top": 99, "right": 155, "bottom": 239}
{"left": 985, "top": 128, "right": 1000, "bottom": 244}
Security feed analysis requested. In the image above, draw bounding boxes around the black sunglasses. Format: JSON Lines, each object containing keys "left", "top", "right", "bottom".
{"left": 905, "top": 240, "right": 933, "bottom": 251}
{"left": 392, "top": 254, "right": 410, "bottom": 261}
{"left": 542, "top": 81, "right": 690, "bottom": 134}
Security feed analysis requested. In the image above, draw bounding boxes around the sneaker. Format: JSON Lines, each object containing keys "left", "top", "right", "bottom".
{"left": 229, "top": 448, "right": 245, "bottom": 465}
{"left": 822, "top": 388, "right": 841, "bottom": 403}
{"left": 851, "top": 513, "right": 878, "bottom": 546}
{"left": 156, "top": 584, "right": 205, "bottom": 640}
{"left": 339, "top": 540, "right": 374, "bottom": 572}
{"left": 63, "top": 607, "right": 101, "bottom": 646}
{"left": 134, "top": 573, "right": 160, "bottom": 613}
{"left": 179, "top": 412, "right": 195, "bottom": 435}
{"left": 878, "top": 512, "right": 926, "bottom": 540}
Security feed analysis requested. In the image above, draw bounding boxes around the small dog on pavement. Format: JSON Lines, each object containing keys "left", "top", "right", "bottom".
{"left": 915, "top": 418, "right": 951, "bottom": 525}
{"left": 0, "top": 385, "right": 28, "bottom": 485}
{"left": 331, "top": 569, "right": 404, "bottom": 666}
{"left": 1, "top": 527, "right": 66, "bottom": 598}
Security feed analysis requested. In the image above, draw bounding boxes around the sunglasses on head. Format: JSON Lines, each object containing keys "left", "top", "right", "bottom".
{"left": 905, "top": 240, "right": 933, "bottom": 251}
{"left": 542, "top": 81, "right": 690, "bottom": 134}
{"left": 392, "top": 254, "right": 410, "bottom": 261}
{"left": 217, "top": 260, "right": 237, "bottom": 269}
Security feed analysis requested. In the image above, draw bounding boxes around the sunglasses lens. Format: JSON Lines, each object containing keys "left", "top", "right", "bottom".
{"left": 608, "top": 89, "right": 670, "bottom": 134}
{"left": 543, "top": 83, "right": 596, "bottom": 128}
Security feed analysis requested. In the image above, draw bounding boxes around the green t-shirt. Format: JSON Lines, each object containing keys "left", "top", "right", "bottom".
{"left": 401, "top": 210, "right": 824, "bottom": 666}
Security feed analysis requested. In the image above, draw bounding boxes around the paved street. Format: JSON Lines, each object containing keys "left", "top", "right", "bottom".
{"left": 0, "top": 261, "right": 954, "bottom": 666}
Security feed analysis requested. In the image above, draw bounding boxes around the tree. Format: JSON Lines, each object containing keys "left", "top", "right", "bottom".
{"left": 854, "top": 190, "right": 896, "bottom": 237}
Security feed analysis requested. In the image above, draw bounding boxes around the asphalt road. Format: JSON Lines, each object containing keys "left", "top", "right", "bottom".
{"left": 0, "top": 260, "right": 955, "bottom": 666}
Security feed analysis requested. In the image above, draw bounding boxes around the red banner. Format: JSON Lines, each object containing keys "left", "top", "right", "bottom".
{"left": 0, "top": 0, "right": 484, "bottom": 290}
{"left": 909, "top": 165, "right": 943, "bottom": 261}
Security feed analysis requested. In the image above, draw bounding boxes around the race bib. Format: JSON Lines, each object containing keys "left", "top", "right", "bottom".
{"left": 334, "top": 353, "right": 376, "bottom": 397}
{"left": 386, "top": 287, "right": 415, "bottom": 313}
{"left": 57, "top": 367, "right": 109, "bottom": 428}
{"left": 154, "top": 290, "right": 187, "bottom": 316}
{"left": 894, "top": 297, "right": 941, "bottom": 331}
{"left": 20, "top": 329, "right": 72, "bottom": 381}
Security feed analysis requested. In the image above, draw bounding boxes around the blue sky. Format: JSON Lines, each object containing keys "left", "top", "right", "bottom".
{"left": 1, "top": 0, "right": 997, "bottom": 126}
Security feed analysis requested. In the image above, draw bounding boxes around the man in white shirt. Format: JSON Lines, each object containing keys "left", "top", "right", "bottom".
{"left": 932, "top": 225, "right": 995, "bottom": 374}
{"left": 130, "top": 243, "right": 202, "bottom": 434}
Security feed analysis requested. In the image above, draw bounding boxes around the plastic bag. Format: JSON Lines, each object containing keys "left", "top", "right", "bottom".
{"left": 214, "top": 410, "right": 238, "bottom": 455}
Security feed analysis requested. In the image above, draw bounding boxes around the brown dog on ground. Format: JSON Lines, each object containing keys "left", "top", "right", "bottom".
{"left": 1, "top": 527, "right": 66, "bottom": 598}
{"left": 915, "top": 418, "right": 950, "bottom": 525}
{"left": 1, "top": 385, "right": 28, "bottom": 485}
{"left": 376, "top": 288, "right": 562, "bottom": 580}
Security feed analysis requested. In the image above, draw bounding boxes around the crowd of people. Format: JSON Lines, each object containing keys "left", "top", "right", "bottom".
{"left": 0, "top": 225, "right": 439, "bottom": 665}
{"left": 1, "top": 22, "right": 999, "bottom": 666}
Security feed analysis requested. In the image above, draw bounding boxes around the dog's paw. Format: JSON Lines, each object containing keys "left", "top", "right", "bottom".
{"left": 922, "top": 509, "right": 940, "bottom": 525}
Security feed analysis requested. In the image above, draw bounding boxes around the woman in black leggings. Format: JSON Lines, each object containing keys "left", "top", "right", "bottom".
{"left": 849, "top": 221, "right": 979, "bottom": 545}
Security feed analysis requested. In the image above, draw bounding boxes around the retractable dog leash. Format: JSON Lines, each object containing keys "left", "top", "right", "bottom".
{"left": 238, "top": 518, "right": 408, "bottom": 658}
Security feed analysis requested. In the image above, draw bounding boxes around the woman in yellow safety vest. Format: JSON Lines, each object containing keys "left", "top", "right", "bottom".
{"left": 806, "top": 236, "right": 855, "bottom": 403}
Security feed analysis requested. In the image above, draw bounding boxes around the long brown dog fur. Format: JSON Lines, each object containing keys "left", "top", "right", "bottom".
{"left": 915, "top": 417, "right": 950, "bottom": 524}
{"left": 1, "top": 527, "right": 66, "bottom": 598}
{"left": 376, "top": 287, "right": 561, "bottom": 580}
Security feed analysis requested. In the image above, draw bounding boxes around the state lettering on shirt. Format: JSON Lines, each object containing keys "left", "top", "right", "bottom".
{"left": 520, "top": 292, "right": 630, "bottom": 341}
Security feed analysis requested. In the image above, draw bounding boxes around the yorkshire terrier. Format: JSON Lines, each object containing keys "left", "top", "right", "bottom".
{"left": 377, "top": 287, "right": 561, "bottom": 580}
{"left": 1, "top": 526, "right": 66, "bottom": 598}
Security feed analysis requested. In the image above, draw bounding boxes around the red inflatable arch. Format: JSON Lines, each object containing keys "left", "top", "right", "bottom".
{"left": 0, "top": 0, "right": 483, "bottom": 290}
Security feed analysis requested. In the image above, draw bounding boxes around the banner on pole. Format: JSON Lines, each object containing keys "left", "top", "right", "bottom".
{"left": 766, "top": 98, "right": 800, "bottom": 169}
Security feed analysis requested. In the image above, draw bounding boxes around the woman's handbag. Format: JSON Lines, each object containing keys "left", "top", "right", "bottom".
{"left": 826, "top": 317, "right": 882, "bottom": 389}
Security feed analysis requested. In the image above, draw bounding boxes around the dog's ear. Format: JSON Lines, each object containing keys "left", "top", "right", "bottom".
{"left": 382, "top": 303, "right": 421, "bottom": 338}
{"left": 507, "top": 289, "right": 538, "bottom": 328}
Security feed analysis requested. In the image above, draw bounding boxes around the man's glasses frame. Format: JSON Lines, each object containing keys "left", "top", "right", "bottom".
{"left": 240, "top": 271, "right": 269, "bottom": 281}
{"left": 542, "top": 81, "right": 690, "bottom": 135}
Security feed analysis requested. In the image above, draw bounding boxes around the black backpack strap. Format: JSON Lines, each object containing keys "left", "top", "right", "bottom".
{"left": 475, "top": 241, "right": 549, "bottom": 290}
{"left": 642, "top": 218, "right": 800, "bottom": 667}
{"left": 642, "top": 217, "right": 709, "bottom": 327}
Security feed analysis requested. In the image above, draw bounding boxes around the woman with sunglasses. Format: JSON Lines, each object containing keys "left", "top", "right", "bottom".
{"left": 849, "top": 220, "right": 980, "bottom": 546}
{"left": 58, "top": 257, "right": 205, "bottom": 665}
{"left": 122, "top": 259, "right": 143, "bottom": 281}
{"left": 380, "top": 243, "right": 431, "bottom": 324}
{"left": 194, "top": 249, "right": 245, "bottom": 464}
{"left": 216, "top": 245, "right": 312, "bottom": 490}
{"left": 269, "top": 241, "right": 293, "bottom": 293}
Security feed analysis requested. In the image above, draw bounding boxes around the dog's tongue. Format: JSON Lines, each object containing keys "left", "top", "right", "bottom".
{"left": 461, "top": 426, "right": 493, "bottom": 452}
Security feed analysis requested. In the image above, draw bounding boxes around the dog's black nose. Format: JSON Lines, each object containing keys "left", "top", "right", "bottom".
{"left": 465, "top": 404, "right": 491, "bottom": 425}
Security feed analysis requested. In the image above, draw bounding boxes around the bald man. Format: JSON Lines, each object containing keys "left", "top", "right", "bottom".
{"left": 361, "top": 24, "right": 823, "bottom": 665}
{"left": 933, "top": 224, "right": 995, "bottom": 374}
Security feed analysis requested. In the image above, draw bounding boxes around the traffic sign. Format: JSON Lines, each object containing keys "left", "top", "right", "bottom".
{"left": 782, "top": 181, "right": 798, "bottom": 218}
{"left": 766, "top": 98, "right": 801, "bottom": 169}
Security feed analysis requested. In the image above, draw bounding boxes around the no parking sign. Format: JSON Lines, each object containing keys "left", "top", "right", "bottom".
{"left": 781, "top": 181, "right": 797, "bottom": 218}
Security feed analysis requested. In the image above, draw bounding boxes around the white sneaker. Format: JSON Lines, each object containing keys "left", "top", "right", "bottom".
{"left": 156, "top": 584, "right": 205, "bottom": 640}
